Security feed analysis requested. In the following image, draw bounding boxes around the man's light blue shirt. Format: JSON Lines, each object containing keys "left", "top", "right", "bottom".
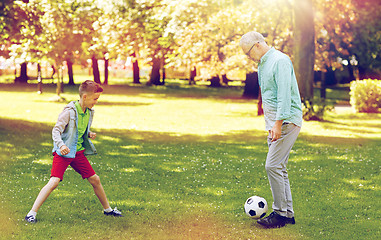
{"left": 258, "top": 47, "right": 303, "bottom": 131}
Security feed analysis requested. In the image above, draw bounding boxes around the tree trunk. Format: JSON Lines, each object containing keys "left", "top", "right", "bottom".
{"left": 243, "top": 72, "right": 260, "bottom": 99}
{"left": 293, "top": 0, "right": 315, "bottom": 103}
{"left": 320, "top": 70, "right": 326, "bottom": 99}
{"left": 358, "top": 65, "right": 367, "bottom": 80}
{"left": 161, "top": 66, "right": 166, "bottom": 83}
{"left": 92, "top": 55, "right": 101, "bottom": 84}
{"left": 258, "top": 89, "right": 263, "bottom": 116}
{"left": 148, "top": 57, "right": 162, "bottom": 85}
{"left": 325, "top": 67, "right": 336, "bottom": 86}
{"left": 37, "top": 63, "right": 42, "bottom": 94}
{"left": 347, "top": 62, "right": 355, "bottom": 83}
{"left": 51, "top": 64, "right": 56, "bottom": 80}
{"left": 104, "top": 58, "right": 109, "bottom": 85}
{"left": 15, "top": 62, "right": 28, "bottom": 83}
{"left": 222, "top": 74, "right": 229, "bottom": 85}
{"left": 189, "top": 66, "right": 196, "bottom": 85}
{"left": 67, "top": 59, "right": 74, "bottom": 85}
{"left": 14, "top": 63, "right": 17, "bottom": 79}
{"left": 161, "top": 57, "right": 166, "bottom": 84}
{"left": 132, "top": 52, "right": 140, "bottom": 84}
{"left": 209, "top": 76, "right": 222, "bottom": 87}
{"left": 56, "top": 65, "right": 62, "bottom": 96}
{"left": 56, "top": 77, "right": 62, "bottom": 96}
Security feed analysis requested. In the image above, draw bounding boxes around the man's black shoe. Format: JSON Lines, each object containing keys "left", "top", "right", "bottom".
{"left": 285, "top": 216, "right": 295, "bottom": 224}
{"left": 257, "top": 212, "right": 287, "bottom": 228}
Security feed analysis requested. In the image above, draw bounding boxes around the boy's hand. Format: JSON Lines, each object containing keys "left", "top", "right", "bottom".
{"left": 60, "top": 145, "right": 70, "bottom": 155}
{"left": 89, "top": 132, "right": 96, "bottom": 140}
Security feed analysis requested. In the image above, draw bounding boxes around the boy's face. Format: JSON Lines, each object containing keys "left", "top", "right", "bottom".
{"left": 83, "top": 92, "right": 101, "bottom": 109}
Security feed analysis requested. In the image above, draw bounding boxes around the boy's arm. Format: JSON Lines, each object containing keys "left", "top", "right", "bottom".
{"left": 52, "top": 109, "right": 70, "bottom": 149}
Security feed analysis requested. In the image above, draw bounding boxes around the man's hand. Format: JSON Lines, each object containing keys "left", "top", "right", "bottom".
{"left": 60, "top": 145, "right": 70, "bottom": 155}
{"left": 89, "top": 132, "right": 96, "bottom": 140}
{"left": 270, "top": 120, "right": 283, "bottom": 142}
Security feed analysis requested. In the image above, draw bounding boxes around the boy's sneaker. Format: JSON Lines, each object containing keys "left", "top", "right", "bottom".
{"left": 25, "top": 215, "right": 37, "bottom": 223}
{"left": 104, "top": 207, "right": 123, "bottom": 217}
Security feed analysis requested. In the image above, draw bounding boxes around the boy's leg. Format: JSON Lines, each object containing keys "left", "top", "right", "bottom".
{"left": 25, "top": 177, "right": 61, "bottom": 223}
{"left": 26, "top": 153, "right": 70, "bottom": 222}
{"left": 87, "top": 174, "right": 110, "bottom": 209}
{"left": 34, "top": 152, "right": 72, "bottom": 212}
{"left": 69, "top": 151, "right": 110, "bottom": 208}
{"left": 71, "top": 151, "right": 122, "bottom": 216}
{"left": 31, "top": 177, "right": 61, "bottom": 212}
{"left": 88, "top": 175, "right": 122, "bottom": 216}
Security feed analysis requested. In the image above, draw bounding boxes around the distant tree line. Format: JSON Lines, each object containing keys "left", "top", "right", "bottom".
{"left": 1, "top": 0, "right": 380, "bottom": 114}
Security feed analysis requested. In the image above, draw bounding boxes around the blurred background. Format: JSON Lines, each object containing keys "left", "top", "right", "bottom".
{"left": 0, "top": 0, "right": 380, "bottom": 104}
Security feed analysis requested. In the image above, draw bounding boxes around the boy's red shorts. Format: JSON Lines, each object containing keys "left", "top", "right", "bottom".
{"left": 51, "top": 149, "right": 96, "bottom": 180}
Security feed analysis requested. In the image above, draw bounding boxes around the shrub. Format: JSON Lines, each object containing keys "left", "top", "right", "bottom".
{"left": 302, "top": 99, "right": 333, "bottom": 121}
{"left": 350, "top": 79, "right": 381, "bottom": 113}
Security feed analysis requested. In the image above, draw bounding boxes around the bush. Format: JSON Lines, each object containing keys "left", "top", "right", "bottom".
{"left": 302, "top": 99, "right": 333, "bottom": 121}
{"left": 350, "top": 79, "right": 381, "bottom": 113}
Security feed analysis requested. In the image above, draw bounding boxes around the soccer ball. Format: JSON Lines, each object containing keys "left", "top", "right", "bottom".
{"left": 244, "top": 196, "right": 268, "bottom": 219}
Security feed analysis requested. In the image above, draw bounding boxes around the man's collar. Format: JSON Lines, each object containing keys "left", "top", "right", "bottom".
{"left": 260, "top": 47, "right": 275, "bottom": 64}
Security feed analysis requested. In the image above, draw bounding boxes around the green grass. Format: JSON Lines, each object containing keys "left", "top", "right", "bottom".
{"left": 0, "top": 83, "right": 380, "bottom": 239}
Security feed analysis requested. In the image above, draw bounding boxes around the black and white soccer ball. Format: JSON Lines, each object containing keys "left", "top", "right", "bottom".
{"left": 244, "top": 196, "right": 268, "bottom": 219}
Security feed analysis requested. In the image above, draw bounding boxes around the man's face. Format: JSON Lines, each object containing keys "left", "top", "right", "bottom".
{"left": 83, "top": 92, "right": 101, "bottom": 109}
{"left": 247, "top": 42, "right": 261, "bottom": 62}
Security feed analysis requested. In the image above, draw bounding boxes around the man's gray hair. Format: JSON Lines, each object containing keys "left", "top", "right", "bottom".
{"left": 239, "top": 31, "right": 266, "bottom": 54}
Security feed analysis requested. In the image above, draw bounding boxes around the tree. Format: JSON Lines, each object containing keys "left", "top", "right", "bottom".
{"left": 171, "top": 0, "right": 294, "bottom": 87}
{"left": 350, "top": 0, "right": 381, "bottom": 79}
{"left": 83, "top": 1, "right": 115, "bottom": 84}
{"left": 110, "top": 0, "right": 178, "bottom": 85}
{"left": 293, "top": 0, "right": 316, "bottom": 119}
{"left": 38, "top": 0, "right": 101, "bottom": 85}
{"left": 171, "top": 0, "right": 245, "bottom": 84}
{"left": 111, "top": 0, "right": 156, "bottom": 84}
{"left": 313, "top": 0, "right": 381, "bottom": 82}
{"left": 1, "top": 0, "right": 44, "bottom": 83}
{"left": 314, "top": 0, "right": 357, "bottom": 88}
{"left": 142, "top": 0, "right": 174, "bottom": 85}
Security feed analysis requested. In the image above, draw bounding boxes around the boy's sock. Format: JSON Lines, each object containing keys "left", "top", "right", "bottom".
{"left": 27, "top": 210, "right": 37, "bottom": 217}
{"left": 104, "top": 207, "right": 112, "bottom": 213}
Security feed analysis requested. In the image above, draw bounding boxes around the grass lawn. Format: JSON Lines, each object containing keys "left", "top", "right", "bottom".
{"left": 0, "top": 82, "right": 380, "bottom": 240}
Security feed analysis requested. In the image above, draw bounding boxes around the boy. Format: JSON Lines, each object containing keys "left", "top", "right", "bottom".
{"left": 25, "top": 80, "right": 122, "bottom": 223}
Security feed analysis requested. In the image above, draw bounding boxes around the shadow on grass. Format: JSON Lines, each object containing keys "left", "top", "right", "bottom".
{"left": 31, "top": 97, "right": 154, "bottom": 107}
{"left": 288, "top": 143, "right": 380, "bottom": 239}
{"left": 1, "top": 117, "right": 380, "bottom": 239}
{"left": 96, "top": 101, "right": 153, "bottom": 107}
{"left": 0, "top": 83, "right": 246, "bottom": 101}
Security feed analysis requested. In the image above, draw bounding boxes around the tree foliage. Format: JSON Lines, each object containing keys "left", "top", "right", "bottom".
{"left": 1, "top": 0, "right": 380, "bottom": 87}
{"left": 350, "top": 0, "right": 381, "bottom": 79}
{"left": 313, "top": 0, "right": 381, "bottom": 79}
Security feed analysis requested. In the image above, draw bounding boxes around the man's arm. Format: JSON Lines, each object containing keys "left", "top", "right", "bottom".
{"left": 275, "top": 58, "right": 293, "bottom": 121}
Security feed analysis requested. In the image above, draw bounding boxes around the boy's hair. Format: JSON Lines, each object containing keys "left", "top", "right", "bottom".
{"left": 79, "top": 80, "right": 103, "bottom": 97}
